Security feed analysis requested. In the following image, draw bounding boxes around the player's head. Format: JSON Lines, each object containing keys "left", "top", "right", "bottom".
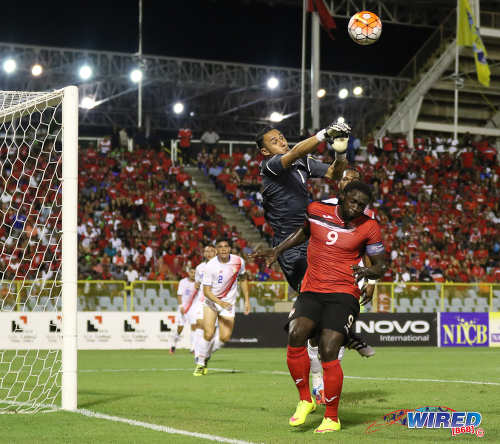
{"left": 203, "top": 244, "right": 216, "bottom": 261}
{"left": 340, "top": 180, "right": 372, "bottom": 221}
{"left": 338, "top": 167, "right": 361, "bottom": 192}
{"left": 187, "top": 268, "right": 196, "bottom": 280}
{"left": 215, "top": 238, "right": 231, "bottom": 261}
{"left": 255, "top": 126, "right": 289, "bottom": 156}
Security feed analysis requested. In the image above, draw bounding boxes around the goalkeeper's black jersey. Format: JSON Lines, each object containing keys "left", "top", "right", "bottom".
{"left": 259, "top": 153, "right": 328, "bottom": 241}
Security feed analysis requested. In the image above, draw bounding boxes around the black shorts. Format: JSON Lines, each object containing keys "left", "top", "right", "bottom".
{"left": 274, "top": 239, "right": 308, "bottom": 292}
{"left": 289, "top": 292, "right": 360, "bottom": 337}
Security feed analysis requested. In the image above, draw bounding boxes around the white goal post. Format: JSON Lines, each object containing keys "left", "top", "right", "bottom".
{"left": 0, "top": 86, "right": 78, "bottom": 413}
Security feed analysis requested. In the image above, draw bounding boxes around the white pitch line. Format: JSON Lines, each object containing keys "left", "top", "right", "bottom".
{"left": 79, "top": 367, "right": 500, "bottom": 386}
{"left": 76, "top": 408, "right": 260, "bottom": 444}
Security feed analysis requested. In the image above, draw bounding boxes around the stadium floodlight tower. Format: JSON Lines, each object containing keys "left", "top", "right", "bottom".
{"left": 0, "top": 86, "right": 78, "bottom": 413}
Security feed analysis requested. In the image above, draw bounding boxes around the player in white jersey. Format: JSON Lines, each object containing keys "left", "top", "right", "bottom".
{"left": 193, "top": 239, "right": 250, "bottom": 376}
{"left": 192, "top": 245, "right": 217, "bottom": 364}
{"left": 171, "top": 268, "right": 198, "bottom": 354}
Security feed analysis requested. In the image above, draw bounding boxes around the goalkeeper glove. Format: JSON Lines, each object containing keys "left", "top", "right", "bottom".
{"left": 316, "top": 122, "right": 351, "bottom": 144}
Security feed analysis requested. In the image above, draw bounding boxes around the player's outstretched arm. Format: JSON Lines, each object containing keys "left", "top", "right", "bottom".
{"left": 280, "top": 122, "right": 351, "bottom": 169}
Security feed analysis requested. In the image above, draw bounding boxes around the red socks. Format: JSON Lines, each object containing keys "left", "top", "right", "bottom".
{"left": 322, "top": 359, "right": 343, "bottom": 421}
{"left": 286, "top": 345, "right": 311, "bottom": 402}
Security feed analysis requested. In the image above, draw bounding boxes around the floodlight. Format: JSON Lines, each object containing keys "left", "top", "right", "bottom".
{"left": 270, "top": 112, "right": 283, "bottom": 122}
{"left": 80, "top": 97, "right": 96, "bottom": 110}
{"left": 338, "top": 88, "right": 348, "bottom": 99}
{"left": 3, "top": 59, "right": 16, "bottom": 74}
{"left": 79, "top": 65, "right": 92, "bottom": 80}
{"left": 31, "top": 64, "right": 43, "bottom": 77}
{"left": 317, "top": 88, "right": 326, "bottom": 98}
{"left": 130, "top": 69, "right": 143, "bottom": 83}
{"left": 173, "top": 102, "right": 184, "bottom": 114}
{"left": 353, "top": 86, "right": 363, "bottom": 96}
{"left": 267, "top": 77, "right": 279, "bottom": 90}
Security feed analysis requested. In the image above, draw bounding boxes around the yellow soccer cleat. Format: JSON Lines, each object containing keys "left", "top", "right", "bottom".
{"left": 203, "top": 366, "right": 208, "bottom": 375}
{"left": 289, "top": 399, "right": 316, "bottom": 426}
{"left": 193, "top": 365, "right": 205, "bottom": 376}
{"left": 313, "top": 417, "right": 341, "bottom": 434}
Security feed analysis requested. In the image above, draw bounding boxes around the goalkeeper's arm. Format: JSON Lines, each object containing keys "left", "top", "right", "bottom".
{"left": 324, "top": 137, "right": 349, "bottom": 180}
{"left": 280, "top": 122, "right": 350, "bottom": 169}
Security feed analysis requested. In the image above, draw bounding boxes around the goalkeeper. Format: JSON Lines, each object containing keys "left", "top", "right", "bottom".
{"left": 252, "top": 123, "right": 374, "bottom": 393}
{"left": 254, "top": 122, "right": 351, "bottom": 291}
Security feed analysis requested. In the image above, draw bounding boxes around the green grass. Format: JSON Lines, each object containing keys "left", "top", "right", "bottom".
{"left": 2, "top": 347, "right": 500, "bottom": 443}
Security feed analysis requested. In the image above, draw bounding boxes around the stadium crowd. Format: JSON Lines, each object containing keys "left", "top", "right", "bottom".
{"left": 198, "top": 132, "right": 499, "bottom": 283}
{"left": 76, "top": 142, "right": 282, "bottom": 282}
{"left": 0, "top": 130, "right": 497, "bottom": 285}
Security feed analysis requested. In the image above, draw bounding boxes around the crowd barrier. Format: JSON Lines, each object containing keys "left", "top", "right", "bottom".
{"left": 2, "top": 311, "right": 498, "bottom": 350}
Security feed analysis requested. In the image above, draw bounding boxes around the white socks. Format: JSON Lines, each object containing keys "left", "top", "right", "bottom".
{"left": 308, "top": 340, "right": 345, "bottom": 388}
{"left": 213, "top": 335, "right": 224, "bottom": 352}
{"left": 338, "top": 346, "right": 345, "bottom": 361}
{"left": 308, "top": 341, "right": 323, "bottom": 389}
{"left": 173, "top": 332, "right": 182, "bottom": 346}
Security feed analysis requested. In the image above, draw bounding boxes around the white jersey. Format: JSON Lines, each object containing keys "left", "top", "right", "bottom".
{"left": 177, "top": 278, "right": 197, "bottom": 312}
{"left": 195, "top": 262, "right": 207, "bottom": 302}
{"left": 202, "top": 254, "right": 245, "bottom": 304}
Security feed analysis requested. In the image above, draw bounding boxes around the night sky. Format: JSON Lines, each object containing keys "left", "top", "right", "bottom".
{"left": 4, "top": 0, "right": 433, "bottom": 76}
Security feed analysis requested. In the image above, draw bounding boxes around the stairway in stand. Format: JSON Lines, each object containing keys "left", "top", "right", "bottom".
{"left": 186, "top": 167, "right": 267, "bottom": 247}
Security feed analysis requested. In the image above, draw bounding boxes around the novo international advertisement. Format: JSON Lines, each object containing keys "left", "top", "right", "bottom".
{"left": 354, "top": 313, "right": 438, "bottom": 347}
{"left": 488, "top": 312, "right": 500, "bottom": 348}
{"left": 229, "top": 313, "right": 438, "bottom": 347}
{"left": 440, "top": 313, "right": 489, "bottom": 347}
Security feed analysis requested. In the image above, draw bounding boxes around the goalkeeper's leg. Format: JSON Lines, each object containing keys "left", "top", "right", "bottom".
{"left": 346, "top": 329, "right": 375, "bottom": 358}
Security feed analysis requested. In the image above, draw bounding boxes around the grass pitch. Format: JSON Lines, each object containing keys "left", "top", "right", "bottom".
{"left": 3, "top": 347, "right": 500, "bottom": 443}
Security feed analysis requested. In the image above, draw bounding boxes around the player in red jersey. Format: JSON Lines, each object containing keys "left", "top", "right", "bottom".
{"left": 263, "top": 181, "right": 387, "bottom": 434}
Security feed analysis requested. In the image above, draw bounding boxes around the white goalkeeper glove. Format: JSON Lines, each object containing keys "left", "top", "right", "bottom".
{"left": 316, "top": 122, "right": 350, "bottom": 158}
{"left": 316, "top": 122, "right": 351, "bottom": 144}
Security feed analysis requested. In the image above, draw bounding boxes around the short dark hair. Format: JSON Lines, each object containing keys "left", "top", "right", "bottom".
{"left": 255, "top": 126, "right": 275, "bottom": 149}
{"left": 215, "top": 237, "right": 232, "bottom": 247}
{"left": 343, "top": 180, "right": 373, "bottom": 202}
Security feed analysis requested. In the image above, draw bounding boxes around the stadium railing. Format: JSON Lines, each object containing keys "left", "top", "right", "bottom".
{"left": 5, "top": 281, "right": 499, "bottom": 313}
{"left": 375, "top": 282, "right": 500, "bottom": 313}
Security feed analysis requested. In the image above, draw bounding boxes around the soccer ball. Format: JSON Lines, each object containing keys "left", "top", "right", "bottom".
{"left": 348, "top": 11, "right": 382, "bottom": 46}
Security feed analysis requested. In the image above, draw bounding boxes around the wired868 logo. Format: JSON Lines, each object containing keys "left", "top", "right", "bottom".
{"left": 366, "top": 406, "right": 484, "bottom": 437}
{"left": 408, "top": 409, "right": 484, "bottom": 437}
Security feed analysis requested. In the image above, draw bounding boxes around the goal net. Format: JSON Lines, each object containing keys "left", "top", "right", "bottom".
{"left": 0, "top": 87, "right": 78, "bottom": 413}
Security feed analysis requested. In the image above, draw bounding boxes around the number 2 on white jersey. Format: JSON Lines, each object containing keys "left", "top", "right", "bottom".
{"left": 326, "top": 230, "right": 338, "bottom": 245}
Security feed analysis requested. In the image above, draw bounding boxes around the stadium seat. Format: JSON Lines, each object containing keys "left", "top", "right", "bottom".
{"left": 464, "top": 297, "right": 475, "bottom": 307}
{"left": 412, "top": 299, "right": 423, "bottom": 309}
{"left": 134, "top": 288, "right": 145, "bottom": 299}
{"left": 451, "top": 298, "right": 463, "bottom": 308}
{"left": 398, "top": 298, "right": 410, "bottom": 308}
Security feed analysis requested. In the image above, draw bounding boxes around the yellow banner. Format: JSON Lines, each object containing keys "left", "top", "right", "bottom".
{"left": 458, "top": 0, "right": 490, "bottom": 87}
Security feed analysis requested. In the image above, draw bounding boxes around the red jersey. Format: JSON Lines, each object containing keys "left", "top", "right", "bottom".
{"left": 301, "top": 201, "right": 385, "bottom": 299}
